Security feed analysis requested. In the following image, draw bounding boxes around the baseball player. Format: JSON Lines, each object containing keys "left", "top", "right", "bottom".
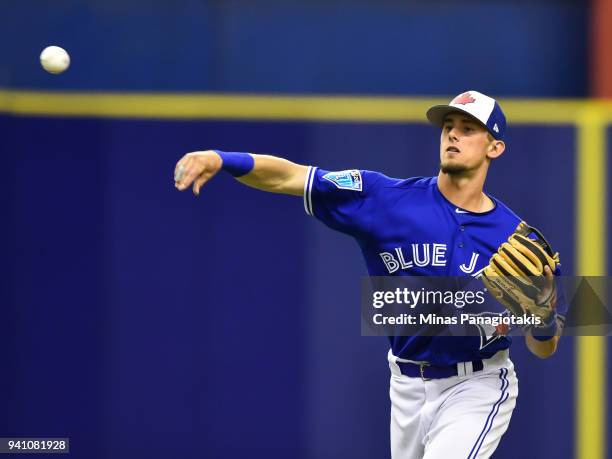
{"left": 173, "top": 90, "right": 565, "bottom": 458}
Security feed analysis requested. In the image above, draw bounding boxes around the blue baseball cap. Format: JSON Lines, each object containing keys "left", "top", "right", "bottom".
{"left": 426, "top": 90, "right": 507, "bottom": 141}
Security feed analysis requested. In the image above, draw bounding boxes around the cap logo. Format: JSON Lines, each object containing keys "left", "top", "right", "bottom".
{"left": 452, "top": 92, "right": 476, "bottom": 105}
{"left": 493, "top": 123, "right": 499, "bottom": 133}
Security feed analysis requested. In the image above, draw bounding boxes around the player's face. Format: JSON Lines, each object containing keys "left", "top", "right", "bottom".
{"left": 439, "top": 113, "right": 493, "bottom": 175}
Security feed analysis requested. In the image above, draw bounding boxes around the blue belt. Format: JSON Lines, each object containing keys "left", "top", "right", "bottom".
{"left": 397, "top": 359, "right": 484, "bottom": 380}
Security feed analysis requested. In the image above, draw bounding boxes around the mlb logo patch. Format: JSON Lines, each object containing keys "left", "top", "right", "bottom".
{"left": 322, "top": 170, "right": 363, "bottom": 191}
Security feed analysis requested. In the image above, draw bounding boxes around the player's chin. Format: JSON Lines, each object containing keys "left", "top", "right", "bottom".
{"left": 439, "top": 161, "right": 470, "bottom": 175}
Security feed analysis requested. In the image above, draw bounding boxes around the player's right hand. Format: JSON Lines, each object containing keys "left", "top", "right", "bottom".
{"left": 174, "top": 150, "right": 223, "bottom": 196}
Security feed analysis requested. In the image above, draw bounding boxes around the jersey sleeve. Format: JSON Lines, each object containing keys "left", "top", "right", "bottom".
{"left": 303, "top": 167, "right": 385, "bottom": 238}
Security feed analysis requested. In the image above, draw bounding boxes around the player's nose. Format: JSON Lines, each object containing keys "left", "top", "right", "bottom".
{"left": 447, "top": 127, "right": 460, "bottom": 141}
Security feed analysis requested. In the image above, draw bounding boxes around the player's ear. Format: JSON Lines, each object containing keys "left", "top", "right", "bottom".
{"left": 487, "top": 140, "right": 505, "bottom": 159}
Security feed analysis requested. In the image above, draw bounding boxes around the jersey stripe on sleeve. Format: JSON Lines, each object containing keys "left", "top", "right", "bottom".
{"left": 303, "top": 166, "right": 317, "bottom": 216}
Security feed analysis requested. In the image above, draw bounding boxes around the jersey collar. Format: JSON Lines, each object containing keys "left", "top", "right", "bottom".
{"left": 433, "top": 176, "right": 498, "bottom": 216}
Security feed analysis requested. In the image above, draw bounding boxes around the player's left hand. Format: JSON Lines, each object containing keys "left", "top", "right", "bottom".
{"left": 481, "top": 221, "right": 560, "bottom": 322}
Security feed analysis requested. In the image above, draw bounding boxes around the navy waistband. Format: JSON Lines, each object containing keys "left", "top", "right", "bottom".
{"left": 397, "top": 359, "right": 484, "bottom": 380}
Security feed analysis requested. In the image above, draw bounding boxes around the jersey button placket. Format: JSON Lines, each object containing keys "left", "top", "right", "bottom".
{"left": 458, "top": 225, "right": 465, "bottom": 248}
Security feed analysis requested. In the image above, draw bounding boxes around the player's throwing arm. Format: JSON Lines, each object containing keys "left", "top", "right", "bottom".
{"left": 173, "top": 150, "right": 308, "bottom": 197}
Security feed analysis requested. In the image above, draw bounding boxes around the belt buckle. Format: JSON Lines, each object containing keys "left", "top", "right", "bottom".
{"left": 419, "top": 362, "right": 431, "bottom": 381}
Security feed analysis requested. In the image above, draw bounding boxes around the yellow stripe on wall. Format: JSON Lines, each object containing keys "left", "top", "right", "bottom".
{"left": 576, "top": 108, "right": 607, "bottom": 459}
{"left": 0, "top": 90, "right": 447, "bottom": 122}
{"left": 0, "top": 88, "right": 607, "bottom": 123}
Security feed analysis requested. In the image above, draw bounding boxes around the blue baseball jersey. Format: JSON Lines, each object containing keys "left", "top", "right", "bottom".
{"left": 304, "top": 167, "right": 565, "bottom": 365}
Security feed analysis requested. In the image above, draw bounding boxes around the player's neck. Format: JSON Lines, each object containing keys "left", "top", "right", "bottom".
{"left": 436, "top": 170, "right": 493, "bottom": 213}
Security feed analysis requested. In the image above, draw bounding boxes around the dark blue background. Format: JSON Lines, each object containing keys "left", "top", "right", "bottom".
{"left": 1, "top": 0, "right": 588, "bottom": 96}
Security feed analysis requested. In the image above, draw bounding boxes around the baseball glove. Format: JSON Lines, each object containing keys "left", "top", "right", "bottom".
{"left": 481, "top": 221, "right": 560, "bottom": 322}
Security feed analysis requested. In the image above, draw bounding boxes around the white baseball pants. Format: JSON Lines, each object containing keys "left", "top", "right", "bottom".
{"left": 388, "top": 350, "right": 518, "bottom": 459}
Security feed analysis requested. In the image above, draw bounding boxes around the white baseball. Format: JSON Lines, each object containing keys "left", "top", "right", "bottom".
{"left": 40, "top": 46, "right": 70, "bottom": 74}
